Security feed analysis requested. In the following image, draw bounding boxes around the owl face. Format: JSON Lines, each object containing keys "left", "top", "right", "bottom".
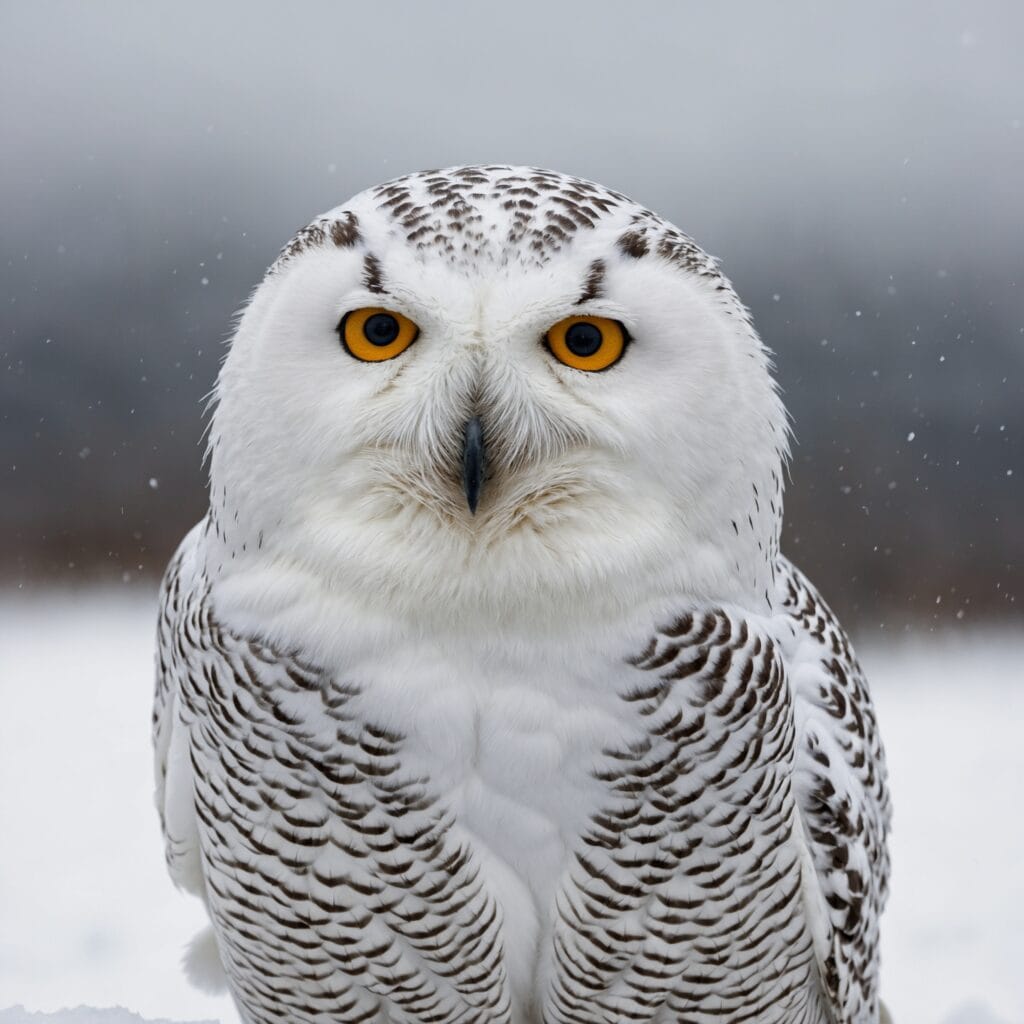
{"left": 209, "top": 168, "right": 788, "bottom": 622}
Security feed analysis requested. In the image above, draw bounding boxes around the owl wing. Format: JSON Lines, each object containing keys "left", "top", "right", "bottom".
{"left": 153, "top": 521, "right": 209, "bottom": 899}
{"left": 776, "top": 556, "right": 892, "bottom": 1024}
{"left": 153, "top": 523, "right": 515, "bottom": 1020}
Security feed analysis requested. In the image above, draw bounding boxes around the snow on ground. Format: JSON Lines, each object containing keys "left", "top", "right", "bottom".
{"left": 0, "top": 1008, "right": 215, "bottom": 1024}
{"left": 1, "top": 589, "right": 1021, "bottom": 1024}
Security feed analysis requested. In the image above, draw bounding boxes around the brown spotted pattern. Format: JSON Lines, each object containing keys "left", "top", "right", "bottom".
{"left": 546, "top": 607, "right": 830, "bottom": 1024}
{"left": 268, "top": 167, "right": 732, "bottom": 303}
{"left": 274, "top": 210, "right": 363, "bottom": 267}
{"left": 156, "top": 545, "right": 512, "bottom": 1024}
{"left": 368, "top": 166, "right": 632, "bottom": 268}
{"left": 779, "top": 559, "right": 891, "bottom": 1023}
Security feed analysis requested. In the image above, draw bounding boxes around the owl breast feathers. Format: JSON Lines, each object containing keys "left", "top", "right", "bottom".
{"left": 154, "top": 166, "right": 891, "bottom": 1024}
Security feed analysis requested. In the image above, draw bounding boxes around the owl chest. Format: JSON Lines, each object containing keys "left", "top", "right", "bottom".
{"left": 186, "top": 615, "right": 822, "bottom": 1024}
{"left": 340, "top": 642, "right": 637, "bottom": 927}
{"left": 187, "top": 633, "right": 637, "bottom": 1014}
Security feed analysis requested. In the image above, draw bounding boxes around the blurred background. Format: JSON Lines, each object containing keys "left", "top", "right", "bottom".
{"left": 2, "top": 0, "right": 1022, "bottom": 627}
{"left": 1, "top": 2, "right": 1021, "bottom": 1023}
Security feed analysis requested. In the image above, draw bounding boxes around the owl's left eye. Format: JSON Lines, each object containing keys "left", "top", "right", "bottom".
{"left": 545, "top": 315, "right": 628, "bottom": 372}
{"left": 339, "top": 307, "right": 420, "bottom": 362}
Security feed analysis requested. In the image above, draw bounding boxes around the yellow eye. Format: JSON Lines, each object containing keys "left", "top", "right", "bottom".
{"left": 545, "top": 315, "right": 627, "bottom": 372}
{"left": 339, "top": 307, "right": 419, "bottom": 362}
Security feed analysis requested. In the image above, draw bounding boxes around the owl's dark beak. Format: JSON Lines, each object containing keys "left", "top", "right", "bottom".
{"left": 462, "top": 416, "right": 486, "bottom": 515}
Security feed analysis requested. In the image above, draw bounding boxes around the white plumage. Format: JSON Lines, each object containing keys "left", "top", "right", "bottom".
{"left": 154, "top": 166, "right": 890, "bottom": 1024}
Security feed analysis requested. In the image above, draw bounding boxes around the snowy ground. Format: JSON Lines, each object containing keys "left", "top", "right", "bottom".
{"left": 1, "top": 590, "right": 1021, "bottom": 1024}
{"left": 0, "top": 1009, "right": 215, "bottom": 1024}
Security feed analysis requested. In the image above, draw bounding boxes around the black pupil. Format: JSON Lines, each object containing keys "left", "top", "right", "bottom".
{"left": 364, "top": 313, "right": 400, "bottom": 346}
{"left": 565, "top": 322, "right": 603, "bottom": 357}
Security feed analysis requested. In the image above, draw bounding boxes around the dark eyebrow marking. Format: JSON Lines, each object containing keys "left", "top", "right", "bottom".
{"left": 617, "top": 230, "right": 649, "bottom": 259}
{"left": 362, "top": 253, "right": 385, "bottom": 294}
{"left": 576, "top": 258, "right": 606, "bottom": 304}
{"left": 329, "top": 212, "right": 361, "bottom": 248}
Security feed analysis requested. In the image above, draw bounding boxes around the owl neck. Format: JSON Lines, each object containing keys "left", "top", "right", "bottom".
{"left": 201, "top": 463, "right": 782, "bottom": 653}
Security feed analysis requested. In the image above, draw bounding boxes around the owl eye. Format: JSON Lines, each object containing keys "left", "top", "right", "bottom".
{"left": 339, "top": 307, "right": 419, "bottom": 362}
{"left": 545, "top": 315, "right": 627, "bottom": 372}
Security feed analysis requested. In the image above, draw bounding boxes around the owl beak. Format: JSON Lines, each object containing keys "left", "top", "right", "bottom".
{"left": 462, "top": 416, "right": 486, "bottom": 515}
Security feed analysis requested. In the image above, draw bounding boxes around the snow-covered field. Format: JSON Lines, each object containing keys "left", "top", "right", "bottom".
{"left": 1, "top": 590, "right": 1021, "bottom": 1024}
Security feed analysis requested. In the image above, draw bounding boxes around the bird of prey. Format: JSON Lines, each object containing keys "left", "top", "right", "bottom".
{"left": 154, "top": 166, "right": 891, "bottom": 1024}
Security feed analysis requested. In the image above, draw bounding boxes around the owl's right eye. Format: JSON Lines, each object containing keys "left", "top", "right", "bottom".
{"left": 545, "top": 315, "right": 628, "bottom": 372}
{"left": 339, "top": 307, "right": 420, "bottom": 362}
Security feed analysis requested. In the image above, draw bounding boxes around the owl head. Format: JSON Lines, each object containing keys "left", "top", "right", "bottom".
{"left": 207, "top": 167, "right": 788, "bottom": 630}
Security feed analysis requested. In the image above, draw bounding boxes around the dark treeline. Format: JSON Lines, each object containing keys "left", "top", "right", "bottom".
{"left": 1, "top": 1, "right": 1021, "bottom": 629}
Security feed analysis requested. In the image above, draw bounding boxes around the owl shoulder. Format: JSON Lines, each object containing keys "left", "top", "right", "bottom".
{"left": 772, "top": 556, "right": 892, "bottom": 1022}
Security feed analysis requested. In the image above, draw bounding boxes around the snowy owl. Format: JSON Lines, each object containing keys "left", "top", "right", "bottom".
{"left": 154, "top": 166, "right": 891, "bottom": 1024}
